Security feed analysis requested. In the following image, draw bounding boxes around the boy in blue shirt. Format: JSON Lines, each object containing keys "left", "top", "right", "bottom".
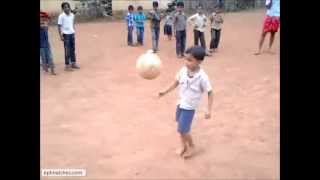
{"left": 134, "top": 6, "right": 146, "bottom": 46}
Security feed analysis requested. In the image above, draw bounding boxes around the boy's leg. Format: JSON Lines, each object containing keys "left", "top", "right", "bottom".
{"left": 151, "top": 28, "right": 157, "bottom": 52}
{"left": 128, "top": 27, "right": 133, "bottom": 45}
{"left": 177, "top": 108, "right": 195, "bottom": 158}
{"left": 40, "top": 48, "right": 48, "bottom": 72}
{"left": 215, "top": 29, "right": 221, "bottom": 50}
{"left": 199, "top": 32, "right": 206, "bottom": 50}
{"left": 176, "top": 134, "right": 188, "bottom": 156}
{"left": 46, "top": 46, "right": 56, "bottom": 75}
{"left": 194, "top": 30, "right": 199, "bottom": 46}
{"left": 181, "top": 30, "right": 186, "bottom": 56}
{"left": 141, "top": 27, "right": 144, "bottom": 45}
{"left": 70, "top": 34, "right": 79, "bottom": 69}
{"left": 268, "top": 31, "right": 276, "bottom": 52}
{"left": 182, "top": 133, "right": 195, "bottom": 158}
{"left": 176, "top": 31, "right": 181, "bottom": 56}
{"left": 210, "top": 29, "right": 215, "bottom": 51}
{"left": 155, "top": 27, "right": 160, "bottom": 51}
{"left": 63, "top": 35, "right": 73, "bottom": 71}
{"left": 254, "top": 31, "right": 267, "bottom": 55}
{"left": 136, "top": 28, "right": 140, "bottom": 44}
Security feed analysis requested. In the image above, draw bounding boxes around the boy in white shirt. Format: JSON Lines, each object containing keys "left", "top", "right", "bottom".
{"left": 159, "top": 46, "right": 214, "bottom": 158}
{"left": 188, "top": 6, "right": 211, "bottom": 56}
{"left": 58, "top": 2, "right": 80, "bottom": 71}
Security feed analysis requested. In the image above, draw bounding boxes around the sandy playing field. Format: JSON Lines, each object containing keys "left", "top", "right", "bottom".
{"left": 41, "top": 9, "right": 279, "bottom": 179}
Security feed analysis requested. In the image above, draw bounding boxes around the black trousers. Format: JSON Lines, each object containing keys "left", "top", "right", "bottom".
{"left": 210, "top": 29, "right": 221, "bottom": 49}
{"left": 63, "top": 34, "right": 76, "bottom": 65}
{"left": 193, "top": 29, "right": 206, "bottom": 50}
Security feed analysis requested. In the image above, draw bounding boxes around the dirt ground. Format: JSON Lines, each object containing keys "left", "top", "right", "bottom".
{"left": 41, "top": 9, "right": 279, "bottom": 179}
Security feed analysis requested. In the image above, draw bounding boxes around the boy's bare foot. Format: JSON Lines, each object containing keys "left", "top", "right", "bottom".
{"left": 254, "top": 51, "right": 262, "bottom": 55}
{"left": 182, "top": 146, "right": 195, "bottom": 159}
{"left": 175, "top": 147, "right": 187, "bottom": 156}
{"left": 177, "top": 54, "right": 183, "bottom": 59}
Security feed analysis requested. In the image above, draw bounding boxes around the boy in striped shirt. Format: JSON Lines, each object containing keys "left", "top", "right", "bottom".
{"left": 134, "top": 6, "right": 146, "bottom": 46}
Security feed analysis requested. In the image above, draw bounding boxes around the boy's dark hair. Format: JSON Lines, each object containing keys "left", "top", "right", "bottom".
{"left": 128, "top": 5, "right": 134, "bottom": 11}
{"left": 61, "top": 2, "right": 70, "bottom": 9}
{"left": 137, "top": 6, "right": 143, "bottom": 10}
{"left": 185, "top": 46, "right": 206, "bottom": 61}
{"left": 153, "top": 1, "right": 159, "bottom": 7}
{"left": 177, "top": 2, "right": 184, "bottom": 7}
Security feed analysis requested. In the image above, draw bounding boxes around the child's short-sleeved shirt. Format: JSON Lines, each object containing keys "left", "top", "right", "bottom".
{"left": 173, "top": 12, "right": 187, "bottom": 31}
{"left": 58, "top": 12, "right": 75, "bottom": 34}
{"left": 134, "top": 12, "right": 146, "bottom": 28}
{"left": 149, "top": 10, "right": 161, "bottom": 28}
{"left": 188, "top": 13, "right": 207, "bottom": 32}
{"left": 126, "top": 12, "right": 135, "bottom": 28}
{"left": 176, "top": 66, "right": 213, "bottom": 110}
{"left": 165, "top": 15, "right": 174, "bottom": 26}
{"left": 210, "top": 12, "right": 224, "bottom": 30}
{"left": 266, "top": 0, "right": 280, "bottom": 17}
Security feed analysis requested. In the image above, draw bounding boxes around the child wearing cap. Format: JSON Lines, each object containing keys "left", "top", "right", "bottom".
{"left": 158, "top": 46, "right": 214, "bottom": 158}
{"left": 40, "top": 11, "right": 56, "bottom": 75}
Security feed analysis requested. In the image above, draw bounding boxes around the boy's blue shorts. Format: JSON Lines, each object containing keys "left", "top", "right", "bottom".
{"left": 176, "top": 105, "right": 195, "bottom": 134}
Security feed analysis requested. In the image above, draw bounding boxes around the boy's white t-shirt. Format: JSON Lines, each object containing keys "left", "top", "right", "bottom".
{"left": 58, "top": 12, "right": 75, "bottom": 34}
{"left": 176, "top": 66, "right": 213, "bottom": 110}
{"left": 187, "top": 13, "right": 207, "bottom": 32}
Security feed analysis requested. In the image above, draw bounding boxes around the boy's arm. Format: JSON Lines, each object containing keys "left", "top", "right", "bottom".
{"left": 158, "top": 80, "right": 179, "bottom": 97}
{"left": 205, "top": 90, "right": 214, "bottom": 119}
{"left": 173, "top": 15, "right": 177, "bottom": 36}
{"left": 57, "top": 15, "right": 63, "bottom": 41}
{"left": 58, "top": 25, "right": 63, "bottom": 41}
{"left": 73, "top": 17, "right": 75, "bottom": 31}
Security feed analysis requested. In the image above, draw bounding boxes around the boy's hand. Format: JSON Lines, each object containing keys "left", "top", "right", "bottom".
{"left": 205, "top": 112, "right": 211, "bottom": 119}
{"left": 158, "top": 91, "right": 167, "bottom": 98}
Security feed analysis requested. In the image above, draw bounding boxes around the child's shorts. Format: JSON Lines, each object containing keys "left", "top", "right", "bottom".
{"left": 263, "top": 16, "right": 280, "bottom": 33}
{"left": 164, "top": 24, "right": 172, "bottom": 35}
{"left": 176, "top": 105, "right": 195, "bottom": 134}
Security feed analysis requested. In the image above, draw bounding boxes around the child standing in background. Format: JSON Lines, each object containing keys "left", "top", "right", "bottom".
{"left": 125, "top": 5, "right": 135, "bottom": 46}
{"left": 164, "top": 13, "right": 174, "bottom": 40}
{"left": 40, "top": 11, "right": 56, "bottom": 75}
{"left": 173, "top": 2, "right": 187, "bottom": 58}
{"left": 188, "top": 6, "right": 211, "bottom": 56}
{"left": 134, "top": 6, "right": 146, "bottom": 46}
{"left": 209, "top": 8, "right": 224, "bottom": 53}
{"left": 148, "top": 1, "right": 162, "bottom": 53}
{"left": 58, "top": 2, "right": 80, "bottom": 71}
